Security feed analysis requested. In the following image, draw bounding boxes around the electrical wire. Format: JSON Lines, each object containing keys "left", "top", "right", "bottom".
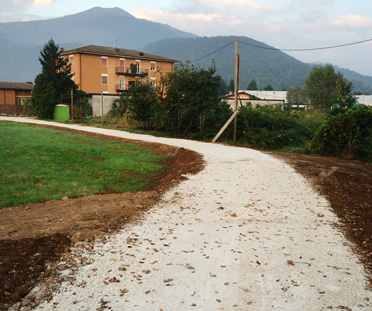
{"left": 189, "top": 40, "right": 235, "bottom": 63}
{"left": 238, "top": 39, "right": 372, "bottom": 52}
{"left": 238, "top": 38, "right": 372, "bottom": 52}
{"left": 188, "top": 37, "right": 372, "bottom": 63}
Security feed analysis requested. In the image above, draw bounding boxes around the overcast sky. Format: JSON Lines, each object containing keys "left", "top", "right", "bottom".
{"left": 1, "top": 0, "right": 372, "bottom": 76}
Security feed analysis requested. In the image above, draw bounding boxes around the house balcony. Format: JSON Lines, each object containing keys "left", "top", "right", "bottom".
{"left": 115, "top": 67, "right": 149, "bottom": 77}
{"left": 116, "top": 83, "right": 137, "bottom": 92}
{"left": 116, "top": 84, "right": 128, "bottom": 92}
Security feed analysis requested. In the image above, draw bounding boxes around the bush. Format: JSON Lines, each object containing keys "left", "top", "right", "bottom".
{"left": 308, "top": 105, "right": 372, "bottom": 160}
{"left": 73, "top": 90, "right": 90, "bottom": 120}
{"left": 108, "top": 92, "right": 130, "bottom": 118}
{"left": 237, "top": 104, "right": 316, "bottom": 149}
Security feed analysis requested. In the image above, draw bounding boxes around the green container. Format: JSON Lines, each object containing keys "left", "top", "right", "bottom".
{"left": 54, "top": 104, "right": 70, "bottom": 121}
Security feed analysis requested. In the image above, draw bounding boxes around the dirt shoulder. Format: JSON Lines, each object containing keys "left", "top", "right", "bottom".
{"left": 270, "top": 151, "right": 372, "bottom": 286}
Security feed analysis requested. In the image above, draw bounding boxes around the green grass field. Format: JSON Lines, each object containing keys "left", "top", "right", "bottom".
{"left": 0, "top": 122, "right": 168, "bottom": 209}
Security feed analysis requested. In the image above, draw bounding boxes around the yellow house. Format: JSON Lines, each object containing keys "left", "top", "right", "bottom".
{"left": 61, "top": 45, "right": 177, "bottom": 95}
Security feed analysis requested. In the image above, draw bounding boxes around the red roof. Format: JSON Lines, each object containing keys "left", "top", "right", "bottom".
{"left": 0, "top": 82, "right": 33, "bottom": 91}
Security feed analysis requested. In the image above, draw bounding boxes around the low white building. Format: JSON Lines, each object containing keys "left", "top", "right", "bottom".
{"left": 222, "top": 90, "right": 372, "bottom": 109}
{"left": 356, "top": 95, "right": 372, "bottom": 106}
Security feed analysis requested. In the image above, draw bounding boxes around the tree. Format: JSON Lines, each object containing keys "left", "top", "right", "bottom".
{"left": 286, "top": 86, "right": 308, "bottom": 104}
{"left": 32, "top": 39, "right": 76, "bottom": 119}
{"left": 73, "top": 90, "right": 90, "bottom": 120}
{"left": 127, "top": 82, "right": 159, "bottom": 129}
{"left": 305, "top": 64, "right": 347, "bottom": 110}
{"left": 160, "top": 63, "right": 222, "bottom": 133}
{"left": 247, "top": 79, "right": 257, "bottom": 90}
{"left": 263, "top": 84, "right": 273, "bottom": 91}
{"left": 109, "top": 91, "right": 130, "bottom": 118}
{"left": 219, "top": 79, "right": 229, "bottom": 95}
{"left": 228, "top": 79, "right": 235, "bottom": 92}
{"left": 335, "top": 78, "right": 357, "bottom": 111}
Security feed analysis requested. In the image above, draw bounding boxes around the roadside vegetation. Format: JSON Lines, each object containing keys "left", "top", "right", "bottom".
{"left": 95, "top": 62, "right": 371, "bottom": 161}
{"left": 29, "top": 39, "right": 372, "bottom": 162}
{"left": 0, "top": 122, "right": 167, "bottom": 209}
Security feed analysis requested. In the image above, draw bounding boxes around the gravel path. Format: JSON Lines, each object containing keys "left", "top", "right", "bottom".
{"left": 2, "top": 117, "right": 372, "bottom": 310}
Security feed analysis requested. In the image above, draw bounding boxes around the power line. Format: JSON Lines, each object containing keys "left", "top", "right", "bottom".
{"left": 237, "top": 38, "right": 372, "bottom": 52}
{"left": 189, "top": 40, "right": 235, "bottom": 63}
{"left": 188, "top": 38, "right": 372, "bottom": 64}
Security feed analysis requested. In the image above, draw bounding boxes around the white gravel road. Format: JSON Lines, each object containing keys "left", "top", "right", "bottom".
{"left": 2, "top": 117, "right": 372, "bottom": 310}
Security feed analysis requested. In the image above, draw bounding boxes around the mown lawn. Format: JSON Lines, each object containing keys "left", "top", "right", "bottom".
{"left": 0, "top": 122, "right": 167, "bottom": 209}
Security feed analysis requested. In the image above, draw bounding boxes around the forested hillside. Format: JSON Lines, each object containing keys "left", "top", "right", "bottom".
{"left": 144, "top": 36, "right": 372, "bottom": 92}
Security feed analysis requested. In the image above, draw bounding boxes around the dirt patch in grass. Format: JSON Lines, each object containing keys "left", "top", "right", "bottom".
{"left": 0, "top": 130, "right": 204, "bottom": 310}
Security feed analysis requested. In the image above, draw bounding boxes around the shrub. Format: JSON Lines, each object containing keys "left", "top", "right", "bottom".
{"left": 73, "top": 90, "right": 90, "bottom": 120}
{"left": 108, "top": 92, "right": 130, "bottom": 118}
{"left": 237, "top": 104, "right": 314, "bottom": 149}
{"left": 308, "top": 105, "right": 372, "bottom": 160}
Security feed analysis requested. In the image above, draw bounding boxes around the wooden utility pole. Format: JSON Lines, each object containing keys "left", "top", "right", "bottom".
{"left": 212, "top": 38, "right": 240, "bottom": 143}
{"left": 101, "top": 92, "right": 104, "bottom": 126}
{"left": 233, "top": 39, "right": 239, "bottom": 141}
{"left": 71, "top": 89, "right": 74, "bottom": 120}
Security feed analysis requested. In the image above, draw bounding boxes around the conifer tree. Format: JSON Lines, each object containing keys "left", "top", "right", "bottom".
{"left": 32, "top": 39, "right": 76, "bottom": 119}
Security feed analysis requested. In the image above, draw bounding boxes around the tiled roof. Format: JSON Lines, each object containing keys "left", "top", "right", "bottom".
{"left": 61, "top": 45, "right": 178, "bottom": 63}
{"left": 0, "top": 82, "right": 33, "bottom": 91}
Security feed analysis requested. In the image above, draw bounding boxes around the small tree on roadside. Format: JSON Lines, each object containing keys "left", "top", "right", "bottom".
{"left": 127, "top": 82, "right": 160, "bottom": 129}
{"left": 32, "top": 39, "right": 76, "bottom": 119}
{"left": 160, "top": 63, "right": 221, "bottom": 134}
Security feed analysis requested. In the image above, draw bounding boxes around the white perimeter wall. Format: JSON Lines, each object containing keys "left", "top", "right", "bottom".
{"left": 90, "top": 95, "right": 119, "bottom": 117}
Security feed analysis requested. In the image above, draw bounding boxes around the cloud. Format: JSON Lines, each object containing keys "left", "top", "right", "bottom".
{"left": 330, "top": 15, "right": 372, "bottom": 28}
{"left": 33, "top": 0, "right": 53, "bottom": 6}
{"left": 0, "top": 0, "right": 53, "bottom": 22}
{"left": 132, "top": 8, "right": 223, "bottom": 30}
{"left": 200, "top": 0, "right": 277, "bottom": 11}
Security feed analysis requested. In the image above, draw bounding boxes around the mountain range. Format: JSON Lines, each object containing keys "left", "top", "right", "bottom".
{"left": 1, "top": 7, "right": 371, "bottom": 93}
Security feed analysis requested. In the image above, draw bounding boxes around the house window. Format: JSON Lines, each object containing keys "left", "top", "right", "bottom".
{"left": 101, "top": 74, "right": 108, "bottom": 85}
{"left": 135, "top": 60, "right": 141, "bottom": 73}
{"left": 71, "top": 72, "right": 75, "bottom": 81}
{"left": 69, "top": 55, "right": 74, "bottom": 65}
{"left": 150, "top": 61, "right": 156, "bottom": 72}
{"left": 150, "top": 77, "right": 156, "bottom": 87}
{"left": 119, "top": 76, "right": 125, "bottom": 90}
{"left": 119, "top": 58, "right": 125, "bottom": 71}
{"left": 101, "top": 56, "right": 108, "bottom": 67}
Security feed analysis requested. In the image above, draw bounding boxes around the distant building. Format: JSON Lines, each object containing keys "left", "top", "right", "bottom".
{"left": 0, "top": 82, "right": 33, "bottom": 115}
{"left": 222, "top": 90, "right": 372, "bottom": 109}
{"left": 221, "top": 90, "right": 285, "bottom": 109}
{"left": 356, "top": 95, "right": 372, "bottom": 106}
{"left": 61, "top": 45, "right": 177, "bottom": 116}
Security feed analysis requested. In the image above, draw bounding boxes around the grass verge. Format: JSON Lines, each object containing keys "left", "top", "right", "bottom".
{"left": 0, "top": 122, "right": 167, "bottom": 209}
